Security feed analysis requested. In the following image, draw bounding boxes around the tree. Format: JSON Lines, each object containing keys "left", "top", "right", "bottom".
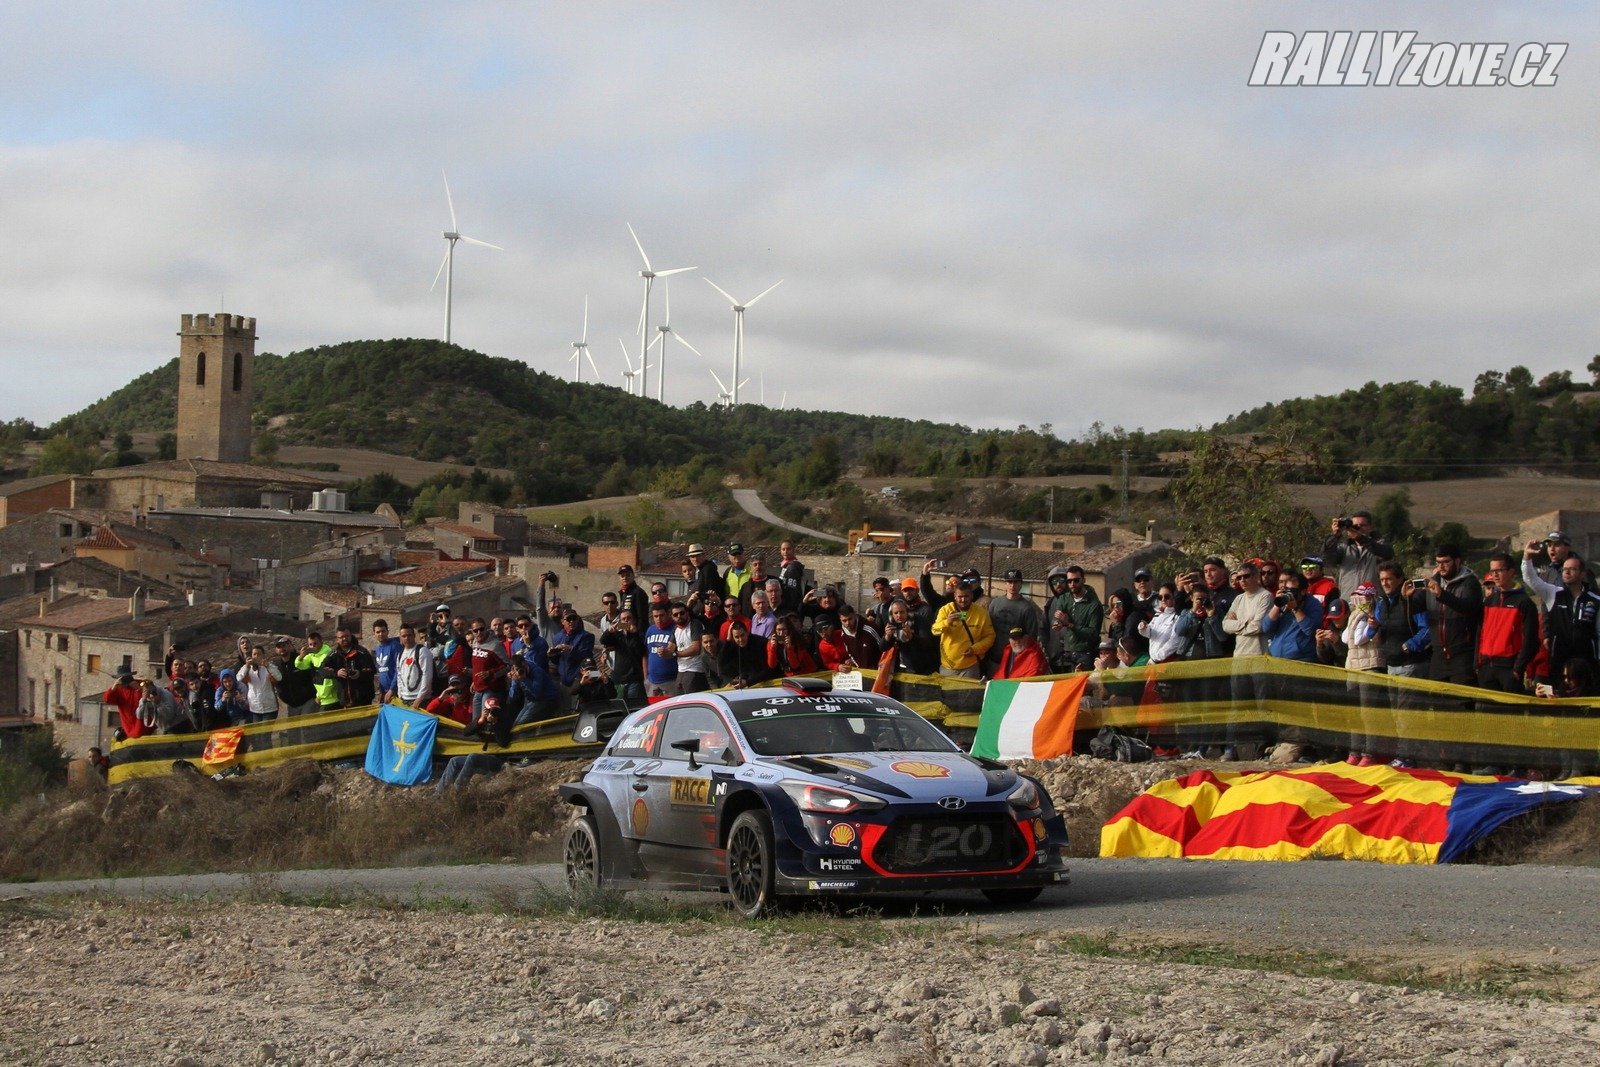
{"left": 622, "top": 495, "right": 672, "bottom": 542}
{"left": 32, "top": 434, "right": 99, "bottom": 476}
{"left": 155, "top": 433, "right": 177, "bottom": 461}
{"left": 1589, "top": 354, "right": 1600, "bottom": 387}
{"left": 1168, "top": 433, "right": 1324, "bottom": 564}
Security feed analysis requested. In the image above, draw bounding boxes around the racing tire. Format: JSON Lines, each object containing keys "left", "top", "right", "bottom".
{"left": 563, "top": 812, "right": 603, "bottom": 893}
{"left": 726, "top": 809, "right": 780, "bottom": 919}
{"left": 981, "top": 886, "right": 1044, "bottom": 907}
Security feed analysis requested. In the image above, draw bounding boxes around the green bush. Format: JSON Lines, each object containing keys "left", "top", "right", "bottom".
{"left": 0, "top": 727, "right": 68, "bottom": 809}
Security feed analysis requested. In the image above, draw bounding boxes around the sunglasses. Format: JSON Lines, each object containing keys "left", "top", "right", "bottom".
{"left": 469, "top": 627, "right": 485, "bottom": 633}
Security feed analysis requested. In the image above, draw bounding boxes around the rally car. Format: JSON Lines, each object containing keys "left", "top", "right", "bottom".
{"left": 559, "top": 677, "right": 1070, "bottom": 917}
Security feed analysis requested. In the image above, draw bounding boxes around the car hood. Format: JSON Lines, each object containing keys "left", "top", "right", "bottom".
{"left": 763, "top": 751, "right": 1017, "bottom": 802}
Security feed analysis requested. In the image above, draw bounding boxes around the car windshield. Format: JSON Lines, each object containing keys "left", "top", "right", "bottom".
{"left": 732, "top": 700, "right": 958, "bottom": 756}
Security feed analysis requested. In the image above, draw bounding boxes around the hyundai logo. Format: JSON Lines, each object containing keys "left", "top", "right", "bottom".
{"left": 937, "top": 796, "right": 967, "bottom": 810}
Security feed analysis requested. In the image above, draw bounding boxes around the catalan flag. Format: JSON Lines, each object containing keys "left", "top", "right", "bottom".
{"left": 201, "top": 727, "right": 244, "bottom": 767}
{"left": 972, "top": 676, "right": 1091, "bottom": 760}
{"left": 1100, "top": 763, "right": 1600, "bottom": 864}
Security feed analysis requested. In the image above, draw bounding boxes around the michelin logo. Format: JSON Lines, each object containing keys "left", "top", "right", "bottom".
{"left": 1249, "top": 31, "right": 1565, "bottom": 87}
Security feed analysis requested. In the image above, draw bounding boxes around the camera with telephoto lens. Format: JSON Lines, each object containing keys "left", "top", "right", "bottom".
{"left": 541, "top": 571, "right": 559, "bottom": 585}
{"left": 1336, "top": 516, "right": 1354, "bottom": 530}
{"left": 1274, "top": 590, "right": 1299, "bottom": 609}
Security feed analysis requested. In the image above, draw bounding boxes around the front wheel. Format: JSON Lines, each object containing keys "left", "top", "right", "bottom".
{"left": 726, "top": 809, "right": 779, "bottom": 918}
{"left": 981, "top": 886, "right": 1044, "bottom": 907}
{"left": 564, "top": 812, "right": 603, "bottom": 893}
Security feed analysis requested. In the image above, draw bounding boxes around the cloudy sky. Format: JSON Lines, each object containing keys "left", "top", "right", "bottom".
{"left": 2, "top": 2, "right": 1596, "bottom": 437}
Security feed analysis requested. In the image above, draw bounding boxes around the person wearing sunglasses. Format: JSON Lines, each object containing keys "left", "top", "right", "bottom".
{"left": 1321, "top": 510, "right": 1395, "bottom": 596}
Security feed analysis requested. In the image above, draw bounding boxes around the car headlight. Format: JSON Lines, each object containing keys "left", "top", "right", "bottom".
{"left": 781, "top": 781, "right": 885, "bottom": 814}
{"left": 1007, "top": 778, "right": 1042, "bottom": 811}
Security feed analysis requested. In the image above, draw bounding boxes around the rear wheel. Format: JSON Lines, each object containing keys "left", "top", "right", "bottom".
{"left": 981, "top": 886, "right": 1044, "bottom": 907}
{"left": 726, "top": 809, "right": 779, "bottom": 918}
{"left": 564, "top": 812, "right": 602, "bottom": 893}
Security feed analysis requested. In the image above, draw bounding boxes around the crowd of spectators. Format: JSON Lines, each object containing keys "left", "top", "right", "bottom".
{"left": 100, "top": 518, "right": 1600, "bottom": 776}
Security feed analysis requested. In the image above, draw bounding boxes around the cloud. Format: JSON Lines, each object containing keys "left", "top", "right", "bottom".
{"left": 2, "top": 2, "right": 1597, "bottom": 436}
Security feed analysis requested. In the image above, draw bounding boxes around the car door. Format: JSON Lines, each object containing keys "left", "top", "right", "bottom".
{"left": 634, "top": 703, "right": 731, "bottom": 874}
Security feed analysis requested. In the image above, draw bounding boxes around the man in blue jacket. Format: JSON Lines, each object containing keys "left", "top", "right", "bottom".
{"left": 549, "top": 611, "right": 596, "bottom": 692}
{"left": 1262, "top": 571, "right": 1323, "bottom": 662}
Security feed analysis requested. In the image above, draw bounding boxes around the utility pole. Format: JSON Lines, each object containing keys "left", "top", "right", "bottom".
{"left": 1048, "top": 487, "right": 1055, "bottom": 525}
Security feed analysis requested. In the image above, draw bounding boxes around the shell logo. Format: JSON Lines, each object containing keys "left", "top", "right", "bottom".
{"left": 632, "top": 798, "right": 650, "bottom": 836}
{"left": 828, "top": 823, "right": 857, "bottom": 847}
{"left": 890, "top": 760, "right": 951, "bottom": 779}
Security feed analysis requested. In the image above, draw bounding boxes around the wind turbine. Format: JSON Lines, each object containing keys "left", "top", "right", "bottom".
{"left": 567, "top": 298, "right": 600, "bottom": 382}
{"left": 431, "top": 172, "right": 503, "bottom": 344}
{"left": 651, "top": 317, "right": 709, "bottom": 406}
{"left": 626, "top": 223, "right": 695, "bottom": 401}
{"left": 703, "top": 278, "right": 781, "bottom": 406}
{"left": 618, "top": 338, "right": 649, "bottom": 395}
{"left": 707, "top": 368, "right": 750, "bottom": 410}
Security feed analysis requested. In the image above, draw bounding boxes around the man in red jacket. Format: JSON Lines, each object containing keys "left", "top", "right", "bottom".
{"left": 995, "top": 627, "right": 1047, "bottom": 679}
{"left": 102, "top": 673, "right": 148, "bottom": 740}
{"left": 1478, "top": 551, "right": 1538, "bottom": 693}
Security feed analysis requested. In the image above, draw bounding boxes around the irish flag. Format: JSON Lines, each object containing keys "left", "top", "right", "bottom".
{"left": 971, "top": 676, "right": 1090, "bottom": 760}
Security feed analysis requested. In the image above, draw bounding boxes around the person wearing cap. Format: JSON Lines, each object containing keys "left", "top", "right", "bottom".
{"left": 426, "top": 673, "right": 473, "bottom": 725}
{"left": 1321, "top": 511, "right": 1394, "bottom": 597}
{"left": 930, "top": 582, "right": 995, "bottom": 678}
{"left": 986, "top": 568, "right": 1043, "bottom": 676}
{"left": 426, "top": 605, "right": 455, "bottom": 650}
{"left": 994, "top": 625, "right": 1046, "bottom": 679}
{"left": 680, "top": 544, "right": 724, "bottom": 609}
{"left": 1130, "top": 568, "right": 1159, "bottom": 625}
{"left": 548, "top": 611, "right": 595, "bottom": 694}
{"left": 1300, "top": 557, "right": 1340, "bottom": 608}
{"left": 1416, "top": 543, "right": 1483, "bottom": 687}
{"left": 800, "top": 585, "right": 849, "bottom": 630}
{"left": 102, "top": 672, "right": 149, "bottom": 741}
{"left": 722, "top": 543, "right": 753, "bottom": 601}
{"left": 1532, "top": 531, "right": 1588, "bottom": 591}
{"left": 1341, "top": 581, "right": 1385, "bottom": 765}
{"left": 270, "top": 636, "right": 317, "bottom": 716}
{"left": 899, "top": 576, "right": 933, "bottom": 629}
{"left": 615, "top": 565, "right": 650, "bottom": 627}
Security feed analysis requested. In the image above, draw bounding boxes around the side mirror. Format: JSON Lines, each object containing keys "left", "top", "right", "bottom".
{"left": 670, "top": 737, "right": 701, "bottom": 769}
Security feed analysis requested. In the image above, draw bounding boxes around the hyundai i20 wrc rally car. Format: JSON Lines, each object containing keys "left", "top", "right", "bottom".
{"left": 559, "top": 677, "right": 1070, "bottom": 917}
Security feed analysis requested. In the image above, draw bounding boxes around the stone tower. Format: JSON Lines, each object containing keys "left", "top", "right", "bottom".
{"left": 175, "top": 312, "right": 255, "bottom": 464}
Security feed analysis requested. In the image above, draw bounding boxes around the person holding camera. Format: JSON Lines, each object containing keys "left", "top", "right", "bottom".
{"left": 598, "top": 608, "right": 647, "bottom": 702}
{"left": 1522, "top": 540, "right": 1600, "bottom": 684}
{"left": 930, "top": 582, "right": 995, "bottom": 679}
{"left": 1261, "top": 571, "right": 1322, "bottom": 662}
{"left": 642, "top": 605, "right": 680, "bottom": 698}
{"left": 884, "top": 598, "right": 938, "bottom": 674}
{"left": 425, "top": 605, "right": 455, "bottom": 650}
{"left": 1321, "top": 512, "right": 1394, "bottom": 595}
{"left": 1415, "top": 543, "right": 1483, "bottom": 686}
{"left": 426, "top": 673, "right": 473, "bottom": 725}
{"left": 767, "top": 613, "right": 820, "bottom": 677}
{"left": 548, "top": 611, "right": 596, "bottom": 695}
{"left": 295, "top": 631, "right": 341, "bottom": 712}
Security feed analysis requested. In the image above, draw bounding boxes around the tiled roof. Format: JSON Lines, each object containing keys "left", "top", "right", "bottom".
{"left": 429, "top": 521, "right": 505, "bottom": 541}
{"left": 284, "top": 543, "right": 357, "bottom": 566}
{"left": 0, "top": 474, "right": 72, "bottom": 497}
{"left": 931, "top": 538, "right": 1169, "bottom": 580}
{"left": 78, "top": 603, "right": 292, "bottom": 643}
{"left": 523, "top": 525, "right": 588, "bottom": 551}
{"left": 37, "top": 557, "right": 183, "bottom": 599}
{"left": 369, "top": 560, "right": 489, "bottom": 588}
{"left": 301, "top": 586, "right": 364, "bottom": 609}
{"left": 30, "top": 596, "right": 172, "bottom": 631}
{"left": 77, "top": 524, "right": 179, "bottom": 552}
{"left": 394, "top": 549, "right": 444, "bottom": 567}
{"left": 1029, "top": 523, "right": 1115, "bottom": 535}
{"left": 152, "top": 507, "right": 399, "bottom": 529}
{"left": 360, "top": 575, "right": 527, "bottom": 612}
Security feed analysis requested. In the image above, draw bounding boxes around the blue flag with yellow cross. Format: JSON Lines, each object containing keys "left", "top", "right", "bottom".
{"left": 365, "top": 704, "right": 437, "bottom": 786}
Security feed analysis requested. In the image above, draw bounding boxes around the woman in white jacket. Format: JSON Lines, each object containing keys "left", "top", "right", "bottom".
{"left": 1342, "top": 582, "right": 1384, "bottom": 765}
{"left": 1139, "top": 583, "right": 1188, "bottom": 664}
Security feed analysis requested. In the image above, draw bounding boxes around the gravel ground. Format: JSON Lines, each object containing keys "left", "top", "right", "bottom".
{"left": 5, "top": 898, "right": 1599, "bottom": 1066}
